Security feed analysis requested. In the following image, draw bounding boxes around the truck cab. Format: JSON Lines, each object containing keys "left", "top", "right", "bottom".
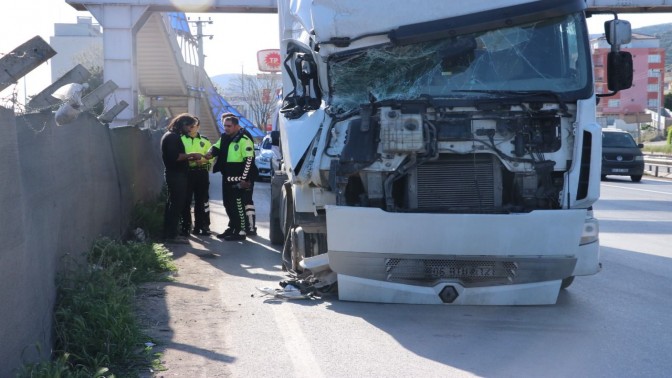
{"left": 271, "top": 0, "right": 632, "bottom": 304}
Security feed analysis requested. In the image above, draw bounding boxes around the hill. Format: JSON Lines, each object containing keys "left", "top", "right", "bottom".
{"left": 633, "top": 23, "right": 672, "bottom": 65}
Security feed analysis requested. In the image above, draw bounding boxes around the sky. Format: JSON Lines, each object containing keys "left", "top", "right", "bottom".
{"left": 0, "top": 1, "right": 279, "bottom": 102}
{"left": 0, "top": 1, "right": 670, "bottom": 103}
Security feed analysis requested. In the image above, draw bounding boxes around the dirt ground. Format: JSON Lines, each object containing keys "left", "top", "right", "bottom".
{"left": 136, "top": 192, "right": 236, "bottom": 377}
{"left": 134, "top": 179, "right": 278, "bottom": 377}
{"left": 135, "top": 247, "right": 234, "bottom": 377}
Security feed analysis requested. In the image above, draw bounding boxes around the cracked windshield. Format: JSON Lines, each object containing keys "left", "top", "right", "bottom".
{"left": 328, "top": 13, "right": 590, "bottom": 112}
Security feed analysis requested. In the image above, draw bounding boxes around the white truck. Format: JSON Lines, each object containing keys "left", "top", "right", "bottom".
{"left": 269, "top": 0, "right": 634, "bottom": 305}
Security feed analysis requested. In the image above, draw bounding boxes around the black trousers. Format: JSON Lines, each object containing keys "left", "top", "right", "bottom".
{"left": 163, "top": 171, "right": 188, "bottom": 239}
{"left": 226, "top": 182, "right": 255, "bottom": 232}
{"left": 181, "top": 169, "right": 210, "bottom": 231}
{"left": 222, "top": 182, "right": 247, "bottom": 233}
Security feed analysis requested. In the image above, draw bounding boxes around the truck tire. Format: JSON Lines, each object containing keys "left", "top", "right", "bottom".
{"left": 269, "top": 212, "right": 284, "bottom": 245}
{"left": 630, "top": 175, "right": 642, "bottom": 182}
{"left": 269, "top": 174, "right": 288, "bottom": 245}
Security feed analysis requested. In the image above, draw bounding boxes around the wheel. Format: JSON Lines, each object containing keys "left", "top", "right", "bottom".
{"left": 560, "top": 276, "right": 575, "bottom": 290}
{"left": 269, "top": 215, "right": 284, "bottom": 245}
{"left": 270, "top": 174, "right": 287, "bottom": 245}
{"left": 630, "top": 175, "right": 642, "bottom": 182}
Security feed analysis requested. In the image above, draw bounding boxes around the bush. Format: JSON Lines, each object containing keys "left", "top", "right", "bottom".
{"left": 667, "top": 127, "right": 672, "bottom": 145}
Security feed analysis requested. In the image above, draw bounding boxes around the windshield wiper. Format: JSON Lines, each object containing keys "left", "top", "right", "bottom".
{"left": 453, "top": 89, "right": 569, "bottom": 112}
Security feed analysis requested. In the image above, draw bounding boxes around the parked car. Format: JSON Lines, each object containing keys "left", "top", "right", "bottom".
{"left": 601, "top": 128, "right": 644, "bottom": 182}
{"left": 255, "top": 133, "right": 281, "bottom": 180}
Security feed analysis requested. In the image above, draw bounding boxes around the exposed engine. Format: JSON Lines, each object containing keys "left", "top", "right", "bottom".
{"left": 326, "top": 104, "right": 569, "bottom": 214}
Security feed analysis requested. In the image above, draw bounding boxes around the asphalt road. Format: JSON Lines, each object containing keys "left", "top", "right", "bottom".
{"left": 146, "top": 175, "right": 672, "bottom": 378}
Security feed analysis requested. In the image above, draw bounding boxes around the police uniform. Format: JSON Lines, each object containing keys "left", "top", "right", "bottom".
{"left": 181, "top": 133, "right": 213, "bottom": 235}
{"left": 211, "top": 129, "right": 256, "bottom": 241}
{"left": 238, "top": 128, "right": 259, "bottom": 235}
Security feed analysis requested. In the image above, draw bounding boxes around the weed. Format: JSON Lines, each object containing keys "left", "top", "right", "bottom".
{"left": 88, "top": 238, "right": 176, "bottom": 284}
{"left": 18, "top": 237, "right": 175, "bottom": 377}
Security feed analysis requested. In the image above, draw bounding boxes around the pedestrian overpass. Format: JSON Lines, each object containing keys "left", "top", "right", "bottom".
{"left": 65, "top": 0, "right": 276, "bottom": 140}
{"left": 64, "top": 0, "right": 672, "bottom": 139}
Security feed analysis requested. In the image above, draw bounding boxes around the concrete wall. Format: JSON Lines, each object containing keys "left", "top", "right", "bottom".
{"left": 0, "top": 108, "right": 164, "bottom": 377}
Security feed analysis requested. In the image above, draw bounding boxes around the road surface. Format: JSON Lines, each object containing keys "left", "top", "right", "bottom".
{"left": 139, "top": 175, "right": 672, "bottom": 378}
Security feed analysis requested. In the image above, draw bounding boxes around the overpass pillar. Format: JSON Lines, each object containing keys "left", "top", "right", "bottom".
{"left": 85, "top": 4, "right": 150, "bottom": 127}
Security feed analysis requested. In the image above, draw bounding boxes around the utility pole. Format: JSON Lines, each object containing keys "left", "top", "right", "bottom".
{"left": 188, "top": 17, "right": 213, "bottom": 118}
{"left": 657, "top": 69, "right": 663, "bottom": 138}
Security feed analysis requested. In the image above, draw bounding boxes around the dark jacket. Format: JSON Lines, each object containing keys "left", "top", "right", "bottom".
{"left": 211, "top": 130, "right": 259, "bottom": 181}
{"left": 161, "top": 130, "right": 188, "bottom": 173}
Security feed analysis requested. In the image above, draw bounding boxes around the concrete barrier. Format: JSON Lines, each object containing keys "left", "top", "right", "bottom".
{"left": 0, "top": 108, "right": 164, "bottom": 376}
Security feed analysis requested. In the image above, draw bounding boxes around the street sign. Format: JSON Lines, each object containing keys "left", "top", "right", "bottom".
{"left": 257, "top": 49, "right": 281, "bottom": 72}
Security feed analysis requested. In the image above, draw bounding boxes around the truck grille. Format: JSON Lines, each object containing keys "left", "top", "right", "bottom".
{"left": 415, "top": 154, "right": 500, "bottom": 211}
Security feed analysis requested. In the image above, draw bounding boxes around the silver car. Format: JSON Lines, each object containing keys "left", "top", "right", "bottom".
{"left": 255, "top": 134, "right": 281, "bottom": 180}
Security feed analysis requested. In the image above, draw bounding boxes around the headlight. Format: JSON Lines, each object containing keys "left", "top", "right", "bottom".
{"left": 635, "top": 155, "right": 644, "bottom": 161}
{"left": 259, "top": 156, "right": 271, "bottom": 163}
{"left": 580, "top": 211, "right": 599, "bottom": 245}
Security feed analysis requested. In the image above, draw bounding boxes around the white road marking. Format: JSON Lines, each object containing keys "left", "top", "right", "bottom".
{"left": 271, "top": 305, "right": 325, "bottom": 378}
{"left": 602, "top": 183, "right": 672, "bottom": 196}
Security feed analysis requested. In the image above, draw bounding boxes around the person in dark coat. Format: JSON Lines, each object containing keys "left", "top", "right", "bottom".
{"left": 160, "top": 113, "right": 203, "bottom": 244}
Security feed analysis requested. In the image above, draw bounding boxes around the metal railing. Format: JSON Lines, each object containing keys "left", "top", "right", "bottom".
{"left": 644, "top": 155, "right": 672, "bottom": 177}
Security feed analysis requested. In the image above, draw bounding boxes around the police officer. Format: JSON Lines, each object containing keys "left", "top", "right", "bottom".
{"left": 180, "top": 117, "right": 213, "bottom": 236}
{"left": 218, "top": 113, "right": 259, "bottom": 236}
{"left": 206, "top": 116, "right": 256, "bottom": 241}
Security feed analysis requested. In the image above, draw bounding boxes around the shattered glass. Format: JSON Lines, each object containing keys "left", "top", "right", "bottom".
{"left": 328, "top": 13, "right": 590, "bottom": 113}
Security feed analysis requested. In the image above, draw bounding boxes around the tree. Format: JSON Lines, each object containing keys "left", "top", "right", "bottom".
{"left": 226, "top": 73, "right": 281, "bottom": 132}
{"left": 665, "top": 92, "right": 672, "bottom": 111}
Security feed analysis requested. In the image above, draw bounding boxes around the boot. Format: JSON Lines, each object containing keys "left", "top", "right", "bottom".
{"left": 245, "top": 211, "right": 257, "bottom": 236}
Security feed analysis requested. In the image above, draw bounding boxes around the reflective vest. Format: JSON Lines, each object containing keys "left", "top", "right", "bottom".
{"left": 212, "top": 130, "right": 255, "bottom": 181}
{"left": 181, "top": 134, "right": 213, "bottom": 169}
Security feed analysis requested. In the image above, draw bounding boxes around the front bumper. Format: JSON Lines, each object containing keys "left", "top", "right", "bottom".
{"left": 325, "top": 206, "right": 600, "bottom": 305}
{"left": 601, "top": 161, "right": 644, "bottom": 176}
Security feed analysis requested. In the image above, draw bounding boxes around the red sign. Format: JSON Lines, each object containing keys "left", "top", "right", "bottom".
{"left": 257, "top": 49, "right": 281, "bottom": 72}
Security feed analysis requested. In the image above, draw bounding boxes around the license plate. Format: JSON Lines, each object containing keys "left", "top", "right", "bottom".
{"left": 427, "top": 265, "right": 496, "bottom": 278}
{"left": 612, "top": 168, "right": 628, "bottom": 173}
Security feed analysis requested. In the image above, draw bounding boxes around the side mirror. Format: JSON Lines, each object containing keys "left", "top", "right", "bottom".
{"left": 607, "top": 51, "right": 633, "bottom": 91}
{"left": 270, "top": 130, "right": 280, "bottom": 146}
{"left": 598, "top": 17, "right": 634, "bottom": 96}
{"left": 605, "top": 19, "right": 632, "bottom": 46}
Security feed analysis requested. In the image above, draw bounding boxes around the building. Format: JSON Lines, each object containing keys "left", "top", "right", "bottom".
{"left": 592, "top": 33, "right": 665, "bottom": 127}
{"left": 49, "top": 16, "right": 103, "bottom": 82}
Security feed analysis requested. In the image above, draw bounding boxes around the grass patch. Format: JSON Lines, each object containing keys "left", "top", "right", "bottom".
{"left": 18, "top": 238, "right": 176, "bottom": 377}
{"left": 89, "top": 238, "right": 176, "bottom": 284}
{"left": 643, "top": 144, "right": 672, "bottom": 154}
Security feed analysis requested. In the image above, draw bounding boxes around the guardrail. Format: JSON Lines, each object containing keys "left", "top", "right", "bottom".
{"left": 644, "top": 155, "right": 672, "bottom": 178}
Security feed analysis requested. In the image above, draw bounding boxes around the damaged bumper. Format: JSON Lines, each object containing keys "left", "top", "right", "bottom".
{"left": 325, "top": 206, "right": 599, "bottom": 305}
